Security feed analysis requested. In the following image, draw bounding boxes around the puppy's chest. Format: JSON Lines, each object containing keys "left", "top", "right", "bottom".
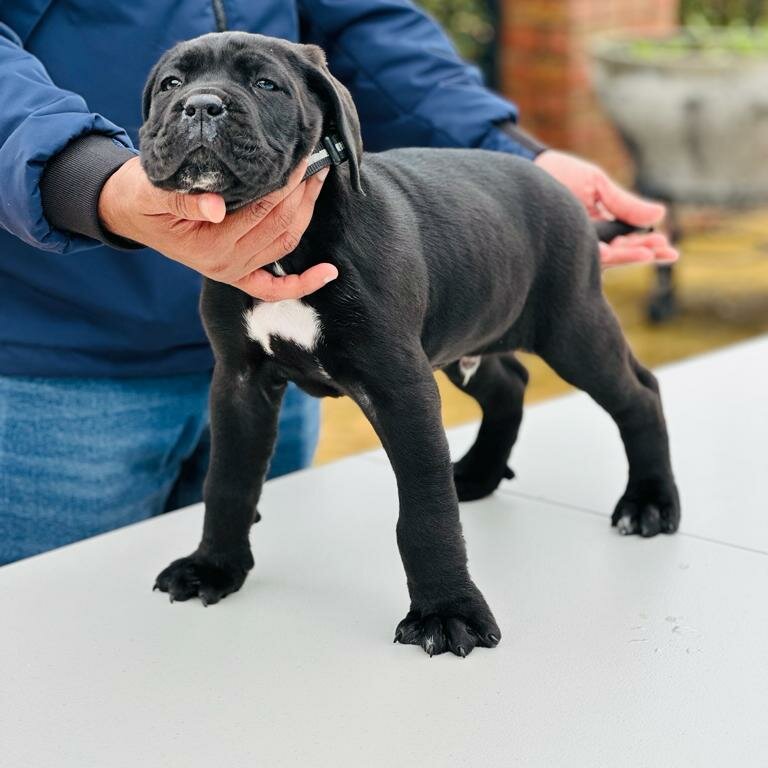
{"left": 243, "top": 298, "right": 322, "bottom": 357}
{"left": 243, "top": 261, "right": 323, "bottom": 358}
{"left": 242, "top": 295, "right": 338, "bottom": 391}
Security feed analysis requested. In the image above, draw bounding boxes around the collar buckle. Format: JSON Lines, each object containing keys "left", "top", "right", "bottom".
{"left": 303, "top": 134, "right": 348, "bottom": 181}
{"left": 322, "top": 134, "right": 346, "bottom": 165}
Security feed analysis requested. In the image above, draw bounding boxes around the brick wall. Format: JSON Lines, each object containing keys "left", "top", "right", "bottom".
{"left": 499, "top": 0, "right": 677, "bottom": 179}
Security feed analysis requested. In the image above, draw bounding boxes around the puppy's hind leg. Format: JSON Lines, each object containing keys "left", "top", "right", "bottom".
{"left": 443, "top": 353, "right": 528, "bottom": 501}
{"left": 536, "top": 295, "right": 680, "bottom": 537}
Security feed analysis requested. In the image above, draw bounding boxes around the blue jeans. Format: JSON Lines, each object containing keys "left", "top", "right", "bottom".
{"left": 0, "top": 374, "right": 319, "bottom": 565}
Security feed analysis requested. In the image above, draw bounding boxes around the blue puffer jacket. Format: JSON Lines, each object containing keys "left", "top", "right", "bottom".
{"left": 0, "top": 1, "right": 536, "bottom": 377}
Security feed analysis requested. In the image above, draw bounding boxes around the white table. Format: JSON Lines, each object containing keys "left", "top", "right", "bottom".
{"left": 2, "top": 337, "right": 767, "bottom": 767}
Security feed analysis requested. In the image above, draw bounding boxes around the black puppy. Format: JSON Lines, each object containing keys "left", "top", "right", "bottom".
{"left": 144, "top": 32, "right": 680, "bottom": 657}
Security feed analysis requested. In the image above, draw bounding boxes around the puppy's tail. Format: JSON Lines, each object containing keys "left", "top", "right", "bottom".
{"left": 594, "top": 220, "right": 652, "bottom": 243}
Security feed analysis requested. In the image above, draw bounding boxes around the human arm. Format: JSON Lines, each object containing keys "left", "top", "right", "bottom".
{"left": 0, "top": 22, "right": 133, "bottom": 253}
{"left": 298, "top": 0, "right": 543, "bottom": 159}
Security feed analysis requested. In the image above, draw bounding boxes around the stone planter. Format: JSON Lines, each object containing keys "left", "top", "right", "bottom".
{"left": 591, "top": 30, "right": 768, "bottom": 205}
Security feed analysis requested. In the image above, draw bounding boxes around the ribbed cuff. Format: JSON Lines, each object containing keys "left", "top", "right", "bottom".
{"left": 497, "top": 121, "right": 548, "bottom": 160}
{"left": 40, "top": 134, "right": 143, "bottom": 250}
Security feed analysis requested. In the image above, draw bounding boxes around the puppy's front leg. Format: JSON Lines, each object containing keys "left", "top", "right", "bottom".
{"left": 355, "top": 350, "right": 500, "bottom": 657}
{"left": 154, "top": 361, "right": 286, "bottom": 605}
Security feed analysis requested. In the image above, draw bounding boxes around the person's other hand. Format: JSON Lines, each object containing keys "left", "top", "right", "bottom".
{"left": 98, "top": 157, "right": 337, "bottom": 300}
{"left": 534, "top": 150, "right": 679, "bottom": 269}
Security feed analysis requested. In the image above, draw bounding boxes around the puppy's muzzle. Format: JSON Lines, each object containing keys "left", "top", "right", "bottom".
{"left": 182, "top": 92, "right": 226, "bottom": 121}
{"left": 178, "top": 90, "right": 228, "bottom": 144}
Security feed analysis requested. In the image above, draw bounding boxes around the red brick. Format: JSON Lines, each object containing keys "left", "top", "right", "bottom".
{"left": 499, "top": 0, "right": 677, "bottom": 175}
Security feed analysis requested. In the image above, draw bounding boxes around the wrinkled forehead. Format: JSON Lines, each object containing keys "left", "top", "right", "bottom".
{"left": 167, "top": 34, "right": 301, "bottom": 81}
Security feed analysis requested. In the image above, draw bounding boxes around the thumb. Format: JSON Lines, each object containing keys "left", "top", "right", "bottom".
{"left": 595, "top": 173, "right": 665, "bottom": 228}
{"left": 236, "top": 263, "right": 338, "bottom": 301}
{"left": 166, "top": 191, "right": 226, "bottom": 223}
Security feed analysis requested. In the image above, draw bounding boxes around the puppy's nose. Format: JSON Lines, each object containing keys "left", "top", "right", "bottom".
{"left": 182, "top": 93, "right": 225, "bottom": 119}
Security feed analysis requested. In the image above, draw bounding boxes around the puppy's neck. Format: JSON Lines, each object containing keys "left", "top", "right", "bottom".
{"left": 267, "top": 161, "right": 357, "bottom": 282}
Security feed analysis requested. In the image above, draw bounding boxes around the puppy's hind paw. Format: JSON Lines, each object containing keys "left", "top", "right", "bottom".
{"left": 453, "top": 460, "right": 514, "bottom": 502}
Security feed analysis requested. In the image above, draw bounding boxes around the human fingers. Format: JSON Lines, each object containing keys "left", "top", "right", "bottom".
{"left": 594, "top": 173, "right": 666, "bottom": 228}
{"left": 234, "top": 261, "right": 338, "bottom": 301}
{"left": 236, "top": 168, "right": 329, "bottom": 274}
{"left": 220, "top": 159, "right": 311, "bottom": 240}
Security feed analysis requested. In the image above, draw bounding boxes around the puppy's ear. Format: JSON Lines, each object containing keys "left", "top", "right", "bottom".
{"left": 298, "top": 44, "right": 363, "bottom": 193}
{"left": 141, "top": 53, "right": 171, "bottom": 122}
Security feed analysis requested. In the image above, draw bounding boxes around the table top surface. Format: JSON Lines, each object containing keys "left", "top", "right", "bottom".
{"left": 2, "top": 336, "right": 767, "bottom": 767}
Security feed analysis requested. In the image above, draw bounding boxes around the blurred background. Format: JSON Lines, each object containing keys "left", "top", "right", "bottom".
{"left": 317, "top": 0, "right": 768, "bottom": 463}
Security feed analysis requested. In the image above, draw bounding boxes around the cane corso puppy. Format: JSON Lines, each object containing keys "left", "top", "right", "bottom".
{"left": 144, "top": 32, "right": 680, "bottom": 657}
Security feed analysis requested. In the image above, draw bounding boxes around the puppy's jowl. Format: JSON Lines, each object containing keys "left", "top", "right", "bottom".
{"left": 146, "top": 32, "right": 680, "bottom": 657}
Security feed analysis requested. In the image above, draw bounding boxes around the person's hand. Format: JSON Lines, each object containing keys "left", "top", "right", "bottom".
{"left": 534, "top": 150, "right": 679, "bottom": 269}
{"left": 98, "top": 156, "right": 337, "bottom": 300}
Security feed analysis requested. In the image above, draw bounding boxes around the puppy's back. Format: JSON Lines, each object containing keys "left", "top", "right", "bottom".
{"left": 346, "top": 148, "right": 598, "bottom": 359}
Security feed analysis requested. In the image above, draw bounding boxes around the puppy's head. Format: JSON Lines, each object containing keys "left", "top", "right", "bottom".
{"left": 139, "top": 32, "right": 362, "bottom": 207}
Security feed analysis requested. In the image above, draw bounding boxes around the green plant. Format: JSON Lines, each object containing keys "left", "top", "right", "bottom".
{"left": 628, "top": 26, "right": 768, "bottom": 58}
{"left": 681, "top": 0, "right": 767, "bottom": 27}
{"left": 417, "top": 0, "right": 495, "bottom": 63}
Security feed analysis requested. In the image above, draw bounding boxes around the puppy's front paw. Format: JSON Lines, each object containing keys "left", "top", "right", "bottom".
{"left": 154, "top": 551, "right": 253, "bottom": 606}
{"left": 612, "top": 477, "right": 680, "bottom": 537}
{"left": 394, "top": 590, "right": 501, "bottom": 657}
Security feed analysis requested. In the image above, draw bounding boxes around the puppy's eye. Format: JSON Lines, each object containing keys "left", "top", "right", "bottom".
{"left": 160, "top": 76, "right": 183, "bottom": 92}
{"left": 254, "top": 79, "right": 277, "bottom": 91}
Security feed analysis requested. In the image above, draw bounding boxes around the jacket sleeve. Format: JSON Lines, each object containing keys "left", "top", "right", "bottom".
{"left": 0, "top": 23, "right": 137, "bottom": 254}
{"left": 298, "top": 0, "right": 546, "bottom": 158}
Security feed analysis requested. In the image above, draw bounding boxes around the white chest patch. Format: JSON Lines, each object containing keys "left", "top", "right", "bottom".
{"left": 243, "top": 300, "right": 321, "bottom": 356}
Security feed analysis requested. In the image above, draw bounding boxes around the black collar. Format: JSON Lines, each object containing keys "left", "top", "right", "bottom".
{"left": 303, "top": 134, "right": 349, "bottom": 180}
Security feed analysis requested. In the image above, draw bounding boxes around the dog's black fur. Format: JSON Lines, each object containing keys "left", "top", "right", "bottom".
{"left": 144, "top": 33, "right": 680, "bottom": 657}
